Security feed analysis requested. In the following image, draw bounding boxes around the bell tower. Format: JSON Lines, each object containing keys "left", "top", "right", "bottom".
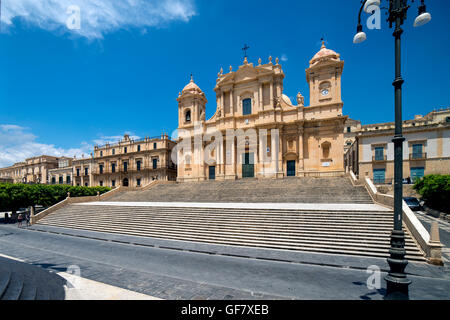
{"left": 177, "top": 75, "right": 207, "bottom": 128}
{"left": 306, "top": 42, "right": 344, "bottom": 107}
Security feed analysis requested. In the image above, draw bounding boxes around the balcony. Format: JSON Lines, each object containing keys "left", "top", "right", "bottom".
{"left": 372, "top": 155, "right": 387, "bottom": 163}
{"left": 409, "top": 153, "right": 427, "bottom": 161}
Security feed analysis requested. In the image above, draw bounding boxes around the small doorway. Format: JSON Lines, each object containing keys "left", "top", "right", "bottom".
{"left": 122, "top": 178, "right": 129, "bottom": 187}
{"left": 242, "top": 153, "right": 255, "bottom": 178}
{"left": 209, "top": 166, "right": 216, "bottom": 180}
{"left": 287, "top": 160, "right": 296, "bottom": 177}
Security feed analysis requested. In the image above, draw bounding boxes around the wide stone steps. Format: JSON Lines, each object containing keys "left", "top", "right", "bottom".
{"left": 107, "top": 177, "right": 374, "bottom": 204}
{"left": 37, "top": 204, "right": 425, "bottom": 261}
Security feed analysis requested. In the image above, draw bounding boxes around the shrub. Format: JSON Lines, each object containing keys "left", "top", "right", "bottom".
{"left": 0, "top": 183, "right": 111, "bottom": 212}
{"left": 413, "top": 175, "right": 450, "bottom": 213}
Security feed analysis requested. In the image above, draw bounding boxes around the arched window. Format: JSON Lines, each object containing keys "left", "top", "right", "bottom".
{"left": 122, "top": 178, "right": 129, "bottom": 187}
{"left": 243, "top": 98, "right": 252, "bottom": 115}
{"left": 185, "top": 110, "right": 191, "bottom": 122}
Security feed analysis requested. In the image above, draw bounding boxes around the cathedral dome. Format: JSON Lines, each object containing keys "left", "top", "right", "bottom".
{"left": 309, "top": 41, "right": 340, "bottom": 66}
{"left": 281, "top": 94, "right": 292, "bottom": 105}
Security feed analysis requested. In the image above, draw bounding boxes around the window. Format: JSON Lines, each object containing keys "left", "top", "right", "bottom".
{"left": 137, "top": 160, "right": 141, "bottom": 171}
{"left": 51, "top": 177, "right": 56, "bottom": 184}
{"left": 411, "top": 167, "right": 425, "bottom": 182}
{"left": 137, "top": 178, "right": 141, "bottom": 186}
{"left": 124, "top": 147, "right": 127, "bottom": 154}
{"left": 153, "top": 158, "right": 158, "bottom": 169}
{"left": 347, "top": 127, "right": 351, "bottom": 133}
{"left": 243, "top": 98, "right": 251, "bottom": 115}
{"left": 111, "top": 163, "right": 116, "bottom": 173}
{"left": 76, "top": 168, "right": 80, "bottom": 177}
{"left": 123, "top": 162, "right": 128, "bottom": 172}
{"left": 137, "top": 145, "right": 141, "bottom": 152}
{"left": 85, "top": 182, "right": 88, "bottom": 186}
{"left": 375, "top": 147, "right": 384, "bottom": 161}
{"left": 100, "top": 151, "right": 103, "bottom": 157}
{"left": 412, "top": 144, "right": 423, "bottom": 159}
{"left": 185, "top": 110, "right": 191, "bottom": 122}
{"left": 99, "top": 164, "right": 103, "bottom": 174}
{"left": 112, "top": 149, "right": 115, "bottom": 155}
{"left": 66, "top": 176, "right": 71, "bottom": 184}
{"left": 446, "top": 116, "right": 450, "bottom": 123}
{"left": 112, "top": 180, "right": 116, "bottom": 187}
{"left": 58, "top": 176, "right": 63, "bottom": 184}
{"left": 373, "top": 169, "right": 386, "bottom": 184}
{"left": 153, "top": 142, "right": 157, "bottom": 149}
{"left": 99, "top": 181, "right": 103, "bottom": 186}
{"left": 84, "top": 167, "right": 89, "bottom": 176}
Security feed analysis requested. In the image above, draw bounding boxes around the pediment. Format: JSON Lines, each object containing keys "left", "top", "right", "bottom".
{"left": 234, "top": 65, "right": 258, "bottom": 83}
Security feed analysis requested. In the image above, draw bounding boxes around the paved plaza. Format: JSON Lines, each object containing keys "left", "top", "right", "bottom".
{"left": 0, "top": 222, "right": 448, "bottom": 300}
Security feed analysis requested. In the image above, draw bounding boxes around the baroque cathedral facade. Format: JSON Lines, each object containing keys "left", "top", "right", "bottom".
{"left": 175, "top": 42, "right": 347, "bottom": 182}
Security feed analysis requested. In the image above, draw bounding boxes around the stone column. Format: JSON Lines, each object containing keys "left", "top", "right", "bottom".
{"left": 271, "top": 131, "right": 279, "bottom": 178}
{"left": 259, "top": 83, "right": 263, "bottom": 111}
{"left": 269, "top": 82, "right": 274, "bottom": 108}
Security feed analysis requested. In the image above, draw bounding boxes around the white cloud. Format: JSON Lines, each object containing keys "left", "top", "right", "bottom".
{"left": 281, "top": 54, "right": 288, "bottom": 62}
{"left": 1, "top": 0, "right": 196, "bottom": 39}
{"left": 0, "top": 125, "right": 139, "bottom": 167}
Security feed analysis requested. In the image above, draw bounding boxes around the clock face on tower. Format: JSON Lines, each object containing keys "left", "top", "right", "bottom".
{"left": 321, "top": 89, "right": 329, "bottom": 96}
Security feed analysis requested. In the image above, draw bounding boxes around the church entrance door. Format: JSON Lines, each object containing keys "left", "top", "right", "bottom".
{"left": 287, "top": 160, "right": 296, "bottom": 177}
{"left": 242, "top": 153, "right": 254, "bottom": 178}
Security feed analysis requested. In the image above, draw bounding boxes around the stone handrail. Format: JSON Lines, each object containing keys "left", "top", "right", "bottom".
{"left": 364, "top": 177, "right": 443, "bottom": 265}
{"left": 347, "top": 171, "right": 360, "bottom": 186}
{"left": 31, "top": 186, "right": 123, "bottom": 225}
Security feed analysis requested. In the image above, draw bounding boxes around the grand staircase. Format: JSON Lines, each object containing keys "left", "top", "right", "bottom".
{"left": 34, "top": 177, "right": 426, "bottom": 262}
{"left": 108, "top": 177, "right": 374, "bottom": 203}
{"left": 35, "top": 205, "right": 425, "bottom": 262}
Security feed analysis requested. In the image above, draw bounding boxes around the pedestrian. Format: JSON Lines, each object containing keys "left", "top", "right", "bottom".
{"left": 26, "top": 212, "right": 31, "bottom": 227}
{"left": 4, "top": 213, "right": 8, "bottom": 224}
{"left": 17, "top": 213, "right": 23, "bottom": 228}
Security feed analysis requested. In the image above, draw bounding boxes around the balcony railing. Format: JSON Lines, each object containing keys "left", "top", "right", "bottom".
{"left": 372, "top": 155, "right": 387, "bottom": 163}
{"left": 409, "top": 153, "right": 427, "bottom": 160}
{"left": 92, "top": 165, "right": 170, "bottom": 174}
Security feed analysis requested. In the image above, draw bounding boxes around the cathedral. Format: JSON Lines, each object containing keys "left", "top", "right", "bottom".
{"left": 175, "top": 42, "right": 347, "bottom": 182}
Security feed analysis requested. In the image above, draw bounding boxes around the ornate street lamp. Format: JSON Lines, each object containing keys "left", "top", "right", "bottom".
{"left": 353, "top": 0, "right": 431, "bottom": 299}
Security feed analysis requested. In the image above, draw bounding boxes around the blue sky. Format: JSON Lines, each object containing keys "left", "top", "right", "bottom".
{"left": 0, "top": 0, "right": 449, "bottom": 167}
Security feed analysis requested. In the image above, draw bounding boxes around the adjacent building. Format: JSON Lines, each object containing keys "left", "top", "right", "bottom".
{"left": 0, "top": 155, "right": 60, "bottom": 184}
{"left": 92, "top": 134, "right": 177, "bottom": 188}
{"left": 48, "top": 157, "right": 73, "bottom": 185}
{"left": 345, "top": 108, "right": 450, "bottom": 184}
{"left": 176, "top": 42, "right": 347, "bottom": 182}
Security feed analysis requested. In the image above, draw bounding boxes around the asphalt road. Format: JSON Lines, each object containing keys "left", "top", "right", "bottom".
{"left": 0, "top": 224, "right": 449, "bottom": 300}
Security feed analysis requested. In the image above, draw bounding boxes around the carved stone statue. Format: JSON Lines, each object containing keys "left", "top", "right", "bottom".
{"left": 296, "top": 92, "right": 304, "bottom": 106}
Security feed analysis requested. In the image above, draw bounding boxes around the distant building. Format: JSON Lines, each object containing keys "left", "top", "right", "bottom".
{"left": 0, "top": 155, "right": 60, "bottom": 184}
{"left": 345, "top": 108, "right": 450, "bottom": 184}
{"left": 92, "top": 134, "right": 177, "bottom": 188}
{"left": 72, "top": 156, "right": 94, "bottom": 187}
{"left": 48, "top": 157, "right": 74, "bottom": 185}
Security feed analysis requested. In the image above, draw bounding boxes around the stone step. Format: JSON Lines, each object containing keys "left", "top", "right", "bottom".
{"left": 1, "top": 273, "right": 24, "bottom": 300}
{"left": 38, "top": 219, "right": 417, "bottom": 247}
{"left": 37, "top": 220, "right": 424, "bottom": 261}
{"left": 43, "top": 215, "right": 405, "bottom": 235}
{"left": 18, "top": 283, "right": 38, "bottom": 300}
{"left": 46, "top": 209, "right": 395, "bottom": 222}
{"left": 0, "top": 270, "right": 11, "bottom": 299}
{"left": 38, "top": 220, "right": 421, "bottom": 253}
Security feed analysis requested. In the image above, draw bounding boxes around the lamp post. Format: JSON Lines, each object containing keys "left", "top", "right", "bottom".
{"left": 353, "top": 0, "right": 431, "bottom": 299}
